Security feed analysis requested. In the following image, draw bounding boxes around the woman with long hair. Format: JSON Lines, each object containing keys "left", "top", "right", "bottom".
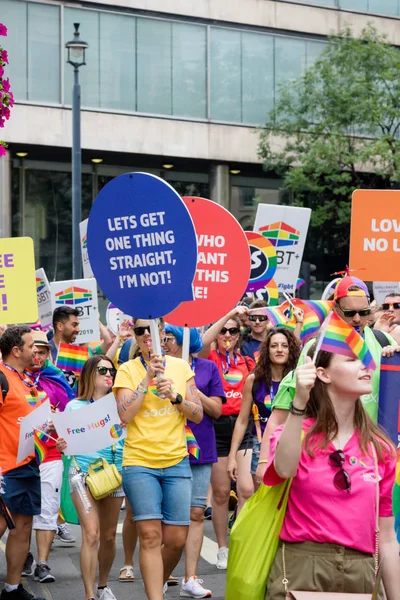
{"left": 56, "top": 356, "right": 124, "bottom": 600}
{"left": 199, "top": 306, "right": 255, "bottom": 569}
{"left": 227, "top": 328, "right": 300, "bottom": 487}
{"left": 264, "top": 348, "right": 399, "bottom": 599}
{"left": 113, "top": 318, "right": 203, "bottom": 600}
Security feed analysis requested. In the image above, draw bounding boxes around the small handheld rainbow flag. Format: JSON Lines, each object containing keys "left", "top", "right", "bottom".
{"left": 56, "top": 343, "right": 89, "bottom": 376}
{"left": 34, "top": 429, "right": 49, "bottom": 464}
{"left": 249, "top": 306, "right": 289, "bottom": 328}
{"left": 314, "top": 311, "right": 376, "bottom": 370}
{"left": 185, "top": 425, "right": 201, "bottom": 460}
{"left": 280, "top": 299, "right": 334, "bottom": 343}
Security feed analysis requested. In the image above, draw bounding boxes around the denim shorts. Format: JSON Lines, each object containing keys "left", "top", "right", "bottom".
{"left": 251, "top": 436, "right": 261, "bottom": 475}
{"left": 3, "top": 460, "right": 41, "bottom": 516}
{"left": 122, "top": 456, "right": 192, "bottom": 525}
{"left": 190, "top": 463, "right": 212, "bottom": 509}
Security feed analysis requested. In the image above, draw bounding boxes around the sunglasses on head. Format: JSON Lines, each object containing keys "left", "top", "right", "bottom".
{"left": 220, "top": 327, "right": 240, "bottom": 336}
{"left": 329, "top": 450, "right": 351, "bottom": 492}
{"left": 249, "top": 315, "right": 269, "bottom": 322}
{"left": 338, "top": 306, "right": 371, "bottom": 318}
{"left": 134, "top": 326, "right": 151, "bottom": 336}
{"left": 382, "top": 302, "right": 400, "bottom": 310}
{"left": 96, "top": 366, "right": 116, "bottom": 377}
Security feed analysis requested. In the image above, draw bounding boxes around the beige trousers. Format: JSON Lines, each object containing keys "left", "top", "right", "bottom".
{"left": 266, "top": 541, "right": 385, "bottom": 600}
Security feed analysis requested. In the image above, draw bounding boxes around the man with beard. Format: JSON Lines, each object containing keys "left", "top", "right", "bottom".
{"left": 22, "top": 331, "right": 76, "bottom": 584}
{"left": 254, "top": 277, "right": 398, "bottom": 484}
{"left": 0, "top": 326, "right": 46, "bottom": 600}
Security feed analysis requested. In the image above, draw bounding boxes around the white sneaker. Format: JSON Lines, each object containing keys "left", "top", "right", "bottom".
{"left": 96, "top": 586, "right": 117, "bottom": 600}
{"left": 216, "top": 546, "right": 228, "bottom": 570}
{"left": 180, "top": 576, "right": 212, "bottom": 598}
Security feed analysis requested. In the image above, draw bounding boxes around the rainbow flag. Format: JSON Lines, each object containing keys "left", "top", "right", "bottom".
{"left": 34, "top": 429, "right": 49, "bottom": 464}
{"left": 185, "top": 425, "right": 200, "bottom": 460}
{"left": 56, "top": 343, "right": 89, "bottom": 376}
{"left": 280, "top": 299, "right": 334, "bottom": 343}
{"left": 249, "top": 306, "right": 289, "bottom": 328}
{"left": 296, "top": 278, "right": 305, "bottom": 290}
{"left": 317, "top": 312, "right": 376, "bottom": 370}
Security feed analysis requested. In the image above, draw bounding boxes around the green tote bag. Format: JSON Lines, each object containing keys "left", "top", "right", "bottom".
{"left": 226, "top": 478, "right": 293, "bottom": 600}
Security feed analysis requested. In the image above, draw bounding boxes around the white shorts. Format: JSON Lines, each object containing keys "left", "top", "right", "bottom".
{"left": 33, "top": 460, "right": 63, "bottom": 531}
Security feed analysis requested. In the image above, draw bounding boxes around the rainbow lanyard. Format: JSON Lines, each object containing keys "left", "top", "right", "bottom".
{"left": 270, "top": 384, "right": 275, "bottom": 405}
{"left": 190, "top": 356, "right": 196, "bottom": 374}
{"left": 216, "top": 350, "right": 237, "bottom": 374}
{"left": 3, "top": 364, "right": 37, "bottom": 391}
{"left": 23, "top": 370, "right": 41, "bottom": 388}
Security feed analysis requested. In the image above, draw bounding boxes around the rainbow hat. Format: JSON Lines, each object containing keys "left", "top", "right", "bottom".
{"left": 334, "top": 277, "right": 370, "bottom": 301}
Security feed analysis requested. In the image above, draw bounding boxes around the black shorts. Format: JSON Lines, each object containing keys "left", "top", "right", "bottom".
{"left": 2, "top": 460, "right": 41, "bottom": 516}
{"left": 214, "top": 415, "right": 251, "bottom": 458}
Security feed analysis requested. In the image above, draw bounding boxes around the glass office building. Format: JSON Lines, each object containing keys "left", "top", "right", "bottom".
{"left": 1, "top": 0, "right": 398, "bottom": 279}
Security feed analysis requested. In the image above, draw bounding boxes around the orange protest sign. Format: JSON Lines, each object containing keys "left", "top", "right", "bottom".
{"left": 349, "top": 190, "right": 400, "bottom": 282}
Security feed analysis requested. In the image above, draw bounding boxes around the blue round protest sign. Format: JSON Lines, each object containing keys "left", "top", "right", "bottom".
{"left": 87, "top": 173, "right": 197, "bottom": 319}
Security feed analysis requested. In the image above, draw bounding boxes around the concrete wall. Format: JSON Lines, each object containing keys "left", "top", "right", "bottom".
{"left": 5, "top": 104, "right": 263, "bottom": 163}
{"left": 5, "top": 0, "right": 397, "bottom": 162}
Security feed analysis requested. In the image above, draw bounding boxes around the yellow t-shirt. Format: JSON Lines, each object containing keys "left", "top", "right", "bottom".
{"left": 113, "top": 355, "right": 194, "bottom": 468}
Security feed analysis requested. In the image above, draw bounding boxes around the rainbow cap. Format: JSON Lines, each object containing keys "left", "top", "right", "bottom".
{"left": 334, "top": 277, "right": 370, "bottom": 301}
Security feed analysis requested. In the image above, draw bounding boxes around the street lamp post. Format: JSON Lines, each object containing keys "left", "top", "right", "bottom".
{"left": 66, "top": 23, "right": 88, "bottom": 279}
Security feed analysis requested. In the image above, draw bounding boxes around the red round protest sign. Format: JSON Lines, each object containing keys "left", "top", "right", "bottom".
{"left": 165, "top": 197, "right": 251, "bottom": 327}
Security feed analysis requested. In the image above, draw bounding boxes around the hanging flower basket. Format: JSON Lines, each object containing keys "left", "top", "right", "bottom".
{"left": 0, "top": 23, "right": 13, "bottom": 157}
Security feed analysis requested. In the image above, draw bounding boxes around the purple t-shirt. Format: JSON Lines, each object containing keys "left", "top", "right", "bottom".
{"left": 252, "top": 379, "right": 280, "bottom": 436}
{"left": 187, "top": 357, "right": 225, "bottom": 464}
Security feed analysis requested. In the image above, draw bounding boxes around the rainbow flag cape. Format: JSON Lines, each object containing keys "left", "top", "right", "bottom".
{"left": 317, "top": 312, "right": 376, "bottom": 370}
{"left": 34, "top": 429, "right": 49, "bottom": 464}
{"left": 56, "top": 343, "right": 89, "bottom": 376}
{"left": 185, "top": 425, "right": 200, "bottom": 460}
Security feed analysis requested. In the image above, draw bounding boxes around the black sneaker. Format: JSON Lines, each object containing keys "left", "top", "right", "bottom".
{"left": 21, "top": 553, "right": 36, "bottom": 577}
{"left": 34, "top": 563, "right": 55, "bottom": 583}
{"left": 0, "top": 583, "right": 46, "bottom": 599}
{"left": 204, "top": 506, "right": 212, "bottom": 520}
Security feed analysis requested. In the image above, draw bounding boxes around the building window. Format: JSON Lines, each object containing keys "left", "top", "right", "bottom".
{"left": 0, "top": 0, "right": 60, "bottom": 102}
{"left": 5, "top": 0, "right": 328, "bottom": 125}
{"left": 11, "top": 165, "right": 92, "bottom": 281}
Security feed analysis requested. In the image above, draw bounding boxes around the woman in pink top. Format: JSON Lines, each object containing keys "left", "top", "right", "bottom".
{"left": 264, "top": 349, "right": 399, "bottom": 599}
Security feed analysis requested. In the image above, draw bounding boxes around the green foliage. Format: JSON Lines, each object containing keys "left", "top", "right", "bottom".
{"left": 259, "top": 25, "right": 400, "bottom": 256}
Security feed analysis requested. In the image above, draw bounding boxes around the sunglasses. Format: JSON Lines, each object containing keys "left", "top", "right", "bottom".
{"left": 96, "top": 366, "right": 116, "bottom": 377}
{"left": 329, "top": 450, "right": 351, "bottom": 492}
{"left": 220, "top": 327, "right": 240, "bottom": 336}
{"left": 134, "top": 326, "right": 151, "bottom": 336}
{"left": 249, "top": 315, "right": 269, "bottom": 322}
{"left": 338, "top": 306, "right": 371, "bottom": 318}
{"left": 382, "top": 302, "right": 400, "bottom": 310}
{"left": 163, "top": 336, "right": 176, "bottom": 344}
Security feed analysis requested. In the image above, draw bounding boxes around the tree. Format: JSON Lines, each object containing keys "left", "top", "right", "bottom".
{"left": 258, "top": 25, "right": 400, "bottom": 274}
